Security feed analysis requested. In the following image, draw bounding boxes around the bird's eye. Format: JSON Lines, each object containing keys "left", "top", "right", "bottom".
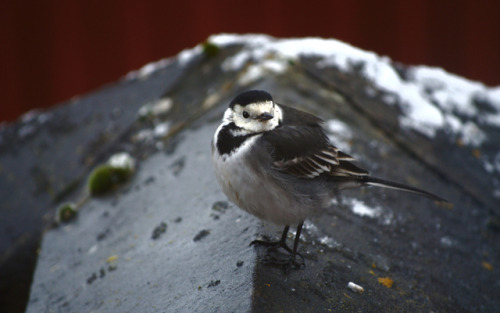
{"left": 242, "top": 111, "right": 249, "bottom": 118}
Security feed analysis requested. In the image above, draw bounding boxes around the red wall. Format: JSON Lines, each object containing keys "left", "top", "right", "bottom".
{"left": 1, "top": 1, "right": 499, "bottom": 123}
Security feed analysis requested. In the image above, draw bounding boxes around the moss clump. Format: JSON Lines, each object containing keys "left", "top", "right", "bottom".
{"left": 87, "top": 152, "right": 136, "bottom": 196}
{"left": 87, "top": 164, "right": 133, "bottom": 196}
{"left": 55, "top": 202, "right": 78, "bottom": 224}
{"left": 202, "top": 41, "right": 220, "bottom": 57}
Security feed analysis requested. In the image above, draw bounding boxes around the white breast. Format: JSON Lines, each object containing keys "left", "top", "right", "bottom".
{"left": 211, "top": 134, "right": 312, "bottom": 225}
{"left": 211, "top": 135, "right": 261, "bottom": 208}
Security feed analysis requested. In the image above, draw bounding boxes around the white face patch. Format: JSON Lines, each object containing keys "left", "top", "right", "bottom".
{"left": 226, "top": 100, "right": 282, "bottom": 133}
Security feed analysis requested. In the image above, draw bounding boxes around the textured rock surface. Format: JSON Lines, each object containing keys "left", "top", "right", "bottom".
{"left": 1, "top": 34, "right": 499, "bottom": 312}
{"left": 0, "top": 48, "right": 193, "bottom": 312}
{"left": 26, "top": 120, "right": 258, "bottom": 312}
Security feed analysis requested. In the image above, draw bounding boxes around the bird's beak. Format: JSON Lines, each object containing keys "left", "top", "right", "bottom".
{"left": 257, "top": 113, "right": 273, "bottom": 121}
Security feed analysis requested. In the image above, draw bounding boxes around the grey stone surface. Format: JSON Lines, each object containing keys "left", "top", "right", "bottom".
{"left": 26, "top": 121, "right": 258, "bottom": 313}
{"left": 2, "top": 34, "right": 499, "bottom": 312}
{"left": 0, "top": 49, "right": 196, "bottom": 312}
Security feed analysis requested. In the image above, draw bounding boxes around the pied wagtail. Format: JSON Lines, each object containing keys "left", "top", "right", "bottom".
{"left": 211, "top": 90, "right": 447, "bottom": 269}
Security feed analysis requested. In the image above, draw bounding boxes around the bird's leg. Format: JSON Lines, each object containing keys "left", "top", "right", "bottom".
{"left": 250, "top": 225, "right": 292, "bottom": 253}
{"left": 278, "top": 225, "right": 291, "bottom": 251}
{"left": 283, "top": 222, "right": 305, "bottom": 270}
{"left": 250, "top": 223, "right": 305, "bottom": 270}
{"left": 290, "top": 222, "right": 303, "bottom": 263}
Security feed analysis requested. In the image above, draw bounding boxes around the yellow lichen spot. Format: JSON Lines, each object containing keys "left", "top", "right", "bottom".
{"left": 368, "top": 270, "right": 376, "bottom": 276}
{"left": 264, "top": 283, "right": 271, "bottom": 287}
{"left": 371, "top": 263, "right": 377, "bottom": 268}
{"left": 438, "top": 201, "right": 454, "bottom": 210}
{"left": 377, "top": 277, "right": 394, "bottom": 288}
{"left": 472, "top": 148, "right": 481, "bottom": 158}
{"left": 482, "top": 261, "right": 493, "bottom": 271}
{"left": 106, "top": 255, "right": 119, "bottom": 263}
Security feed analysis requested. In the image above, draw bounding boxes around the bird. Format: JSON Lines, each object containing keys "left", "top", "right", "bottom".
{"left": 211, "top": 90, "right": 447, "bottom": 270}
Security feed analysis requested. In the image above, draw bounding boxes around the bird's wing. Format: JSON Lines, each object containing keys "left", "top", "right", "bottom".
{"left": 263, "top": 124, "right": 369, "bottom": 179}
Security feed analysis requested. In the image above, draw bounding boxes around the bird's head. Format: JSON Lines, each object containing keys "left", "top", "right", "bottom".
{"left": 223, "top": 90, "right": 282, "bottom": 134}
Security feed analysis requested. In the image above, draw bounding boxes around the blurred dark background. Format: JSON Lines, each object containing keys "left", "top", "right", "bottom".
{"left": 1, "top": 1, "right": 500, "bottom": 124}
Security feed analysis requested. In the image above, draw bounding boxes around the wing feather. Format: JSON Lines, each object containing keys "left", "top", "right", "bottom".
{"left": 263, "top": 104, "right": 369, "bottom": 180}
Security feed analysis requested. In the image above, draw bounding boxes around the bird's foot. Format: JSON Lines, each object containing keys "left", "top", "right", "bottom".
{"left": 250, "top": 238, "right": 305, "bottom": 272}
{"left": 261, "top": 253, "right": 305, "bottom": 272}
{"left": 250, "top": 238, "right": 293, "bottom": 254}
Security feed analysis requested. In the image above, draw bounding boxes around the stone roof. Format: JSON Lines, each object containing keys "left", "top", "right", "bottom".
{"left": 1, "top": 34, "right": 499, "bottom": 312}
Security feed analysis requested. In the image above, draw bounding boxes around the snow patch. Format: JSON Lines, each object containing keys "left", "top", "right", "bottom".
{"left": 138, "top": 98, "right": 173, "bottom": 117}
{"left": 325, "top": 119, "right": 352, "bottom": 152}
{"left": 303, "top": 221, "right": 341, "bottom": 249}
{"left": 349, "top": 199, "right": 382, "bottom": 218}
{"left": 126, "top": 33, "right": 500, "bottom": 152}
{"left": 108, "top": 152, "right": 135, "bottom": 171}
{"left": 126, "top": 58, "right": 171, "bottom": 80}
{"left": 208, "top": 34, "right": 500, "bottom": 145}
{"left": 153, "top": 122, "right": 170, "bottom": 138}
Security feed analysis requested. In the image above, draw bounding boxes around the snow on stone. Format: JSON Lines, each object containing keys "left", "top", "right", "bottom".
{"left": 153, "top": 122, "right": 170, "bottom": 138}
{"left": 122, "top": 33, "right": 500, "bottom": 177}
{"left": 349, "top": 199, "right": 382, "bottom": 218}
{"left": 326, "top": 119, "right": 352, "bottom": 136}
{"left": 325, "top": 119, "right": 353, "bottom": 152}
{"left": 401, "top": 66, "right": 500, "bottom": 144}
{"left": 126, "top": 58, "right": 171, "bottom": 80}
{"left": 178, "top": 45, "right": 203, "bottom": 66}
{"left": 125, "top": 33, "right": 499, "bottom": 150}
{"left": 108, "top": 152, "right": 135, "bottom": 171}
{"left": 238, "top": 59, "right": 287, "bottom": 86}
{"left": 208, "top": 33, "right": 500, "bottom": 146}
{"left": 125, "top": 41, "right": 204, "bottom": 80}
{"left": 303, "top": 221, "right": 341, "bottom": 249}
{"left": 16, "top": 110, "right": 53, "bottom": 140}
{"left": 138, "top": 98, "right": 173, "bottom": 118}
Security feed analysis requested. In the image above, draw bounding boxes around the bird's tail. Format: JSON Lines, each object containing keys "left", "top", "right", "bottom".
{"left": 361, "top": 176, "right": 448, "bottom": 203}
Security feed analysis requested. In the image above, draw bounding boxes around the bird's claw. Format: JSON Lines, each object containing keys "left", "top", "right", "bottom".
{"left": 251, "top": 239, "right": 305, "bottom": 272}
{"left": 250, "top": 239, "right": 293, "bottom": 254}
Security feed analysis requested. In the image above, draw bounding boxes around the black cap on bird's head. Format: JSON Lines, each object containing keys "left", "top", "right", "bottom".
{"left": 229, "top": 90, "right": 273, "bottom": 108}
